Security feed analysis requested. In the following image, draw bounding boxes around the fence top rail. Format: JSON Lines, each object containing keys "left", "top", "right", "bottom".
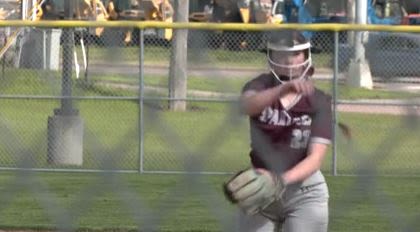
{"left": 1, "top": 20, "right": 420, "bottom": 33}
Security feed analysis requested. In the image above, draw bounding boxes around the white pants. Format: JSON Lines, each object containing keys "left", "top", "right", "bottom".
{"left": 237, "top": 183, "right": 329, "bottom": 232}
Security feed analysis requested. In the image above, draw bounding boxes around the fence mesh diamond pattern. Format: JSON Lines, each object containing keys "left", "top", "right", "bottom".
{"left": 0, "top": 22, "right": 419, "bottom": 231}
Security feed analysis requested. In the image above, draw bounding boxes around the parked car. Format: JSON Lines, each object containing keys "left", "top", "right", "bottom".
{"left": 337, "top": 32, "right": 420, "bottom": 79}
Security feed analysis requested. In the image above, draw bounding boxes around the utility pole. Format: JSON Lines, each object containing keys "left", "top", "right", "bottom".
{"left": 47, "top": 0, "right": 84, "bottom": 166}
{"left": 60, "top": 0, "right": 75, "bottom": 115}
{"left": 347, "top": 0, "right": 355, "bottom": 46}
{"left": 347, "top": 0, "right": 373, "bottom": 89}
{"left": 169, "top": 0, "right": 189, "bottom": 111}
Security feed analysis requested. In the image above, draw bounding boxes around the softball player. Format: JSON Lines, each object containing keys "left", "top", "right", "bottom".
{"left": 224, "top": 30, "right": 332, "bottom": 232}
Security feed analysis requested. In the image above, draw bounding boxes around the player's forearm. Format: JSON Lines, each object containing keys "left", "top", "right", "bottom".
{"left": 281, "top": 155, "right": 322, "bottom": 185}
{"left": 281, "top": 143, "right": 328, "bottom": 185}
{"left": 241, "top": 85, "right": 286, "bottom": 116}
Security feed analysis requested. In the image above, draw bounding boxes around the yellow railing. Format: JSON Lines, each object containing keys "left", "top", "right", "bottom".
{"left": 0, "top": 20, "right": 419, "bottom": 32}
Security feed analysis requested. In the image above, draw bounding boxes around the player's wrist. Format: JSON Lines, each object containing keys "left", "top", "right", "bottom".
{"left": 270, "top": 173, "right": 287, "bottom": 200}
{"left": 277, "top": 83, "right": 291, "bottom": 97}
{"left": 255, "top": 168, "right": 287, "bottom": 186}
{"left": 279, "top": 174, "right": 289, "bottom": 187}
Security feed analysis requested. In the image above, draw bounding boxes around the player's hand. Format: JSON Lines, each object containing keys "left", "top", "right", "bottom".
{"left": 283, "top": 79, "right": 314, "bottom": 96}
{"left": 223, "top": 168, "right": 286, "bottom": 215}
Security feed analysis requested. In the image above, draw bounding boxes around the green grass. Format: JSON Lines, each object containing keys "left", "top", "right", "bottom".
{"left": 1, "top": 68, "right": 420, "bottom": 174}
{"left": 85, "top": 73, "right": 420, "bottom": 100}
{"left": 334, "top": 112, "right": 420, "bottom": 175}
{"left": 78, "top": 45, "right": 332, "bottom": 69}
{"left": 0, "top": 172, "right": 419, "bottom": 231}
{"left": 71, "top": 44, "right": 420, "bottom": 99}
{"left": 1, "top": 95, "right": 419, "bottom": 174}
{"left": 0, "top": 67, "right": 420, "bottom": 231}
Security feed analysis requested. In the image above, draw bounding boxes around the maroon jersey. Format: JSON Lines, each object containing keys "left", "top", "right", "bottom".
{"left": 242, "top": 73, "right": 332, "bottom": 174}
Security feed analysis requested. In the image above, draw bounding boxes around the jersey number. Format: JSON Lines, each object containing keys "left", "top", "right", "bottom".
{"left": 291, "top": 129, "right": 310, "bottom": 149}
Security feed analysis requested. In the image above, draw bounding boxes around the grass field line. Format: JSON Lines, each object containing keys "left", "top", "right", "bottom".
{"left": 96, "top": 82, "right": 238, "bottom": 99}
{"left": 88, "top": 62, "right": 334, "bottom": 79}
{"left": 96, "top": 81, "right": 420, "bottom": 115}
{"left": 337, "top": 104, "right": 420, "bottom": 116}
{"left": 88, "top": 63, "right": 420, "bottom": 89}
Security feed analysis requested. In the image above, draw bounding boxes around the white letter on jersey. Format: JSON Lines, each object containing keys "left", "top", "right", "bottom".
{"left": 278, "top": 110, "right": 292, "bottom": 126}
{"left": 259, "top": 107, "right": 274, "bottom": 123}
{"left": 293, "top": 115, "right": 312, "bottom": 126}
{"left": 260, "top": 108, "right": 292, "bottom": 126}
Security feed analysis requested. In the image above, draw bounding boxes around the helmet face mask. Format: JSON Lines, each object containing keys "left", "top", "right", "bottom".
{"left": 266, "top": 31, "right": 312, "bottom": 83}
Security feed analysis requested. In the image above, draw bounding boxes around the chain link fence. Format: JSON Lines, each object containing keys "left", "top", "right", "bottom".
{"left": 1, "top": 25, "right": 419, "bottom": 175}
{"left": 0, "top": 21, "right": 420, "bottom": 231}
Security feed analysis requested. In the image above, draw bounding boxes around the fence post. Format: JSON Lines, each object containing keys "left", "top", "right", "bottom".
{"left": 139, "top": 28, "right": 145, "bottom": 174}
{"left": 331, "top": 31, "right": 339, "bottom": 176}
{"left": 2, "top": 35, "right": 5, "bottom": 78}
{"left": 84, "top": 29, "right": 90, "bottom": 82}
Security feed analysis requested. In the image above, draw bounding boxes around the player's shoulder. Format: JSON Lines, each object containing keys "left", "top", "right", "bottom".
{"left": 250, "top": 73, "right": 274, "bottom": 84}
{"left": 313, "top": 88, "right": 332, "bottom": 100}
{"left": 242, "top": 73, "right": 276, "bottom": 92}
{"left": 306, "top": 88, "right": 332, "bottom": 109}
